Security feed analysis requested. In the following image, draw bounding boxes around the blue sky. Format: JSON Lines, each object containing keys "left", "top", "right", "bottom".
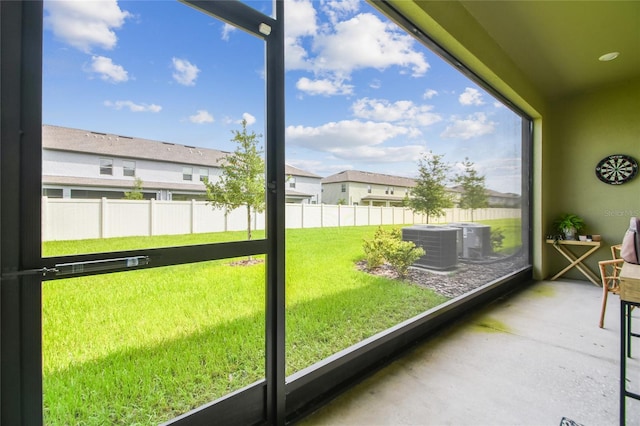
{"left": 42, "top": 0, "right": 523, "bottom": 194}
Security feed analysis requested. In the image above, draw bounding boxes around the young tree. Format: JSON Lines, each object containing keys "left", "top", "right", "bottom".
{"left": 455, "top": 158, "right": 488, "bottom": 221}
{"left": 204, "top": 119, "right": 265, "bottom": 241}
{"left": 124, "top": 177, "right": 144, "bottom": 200}
{"left": 408, "top": 151, "right": 453, "bottom": 223}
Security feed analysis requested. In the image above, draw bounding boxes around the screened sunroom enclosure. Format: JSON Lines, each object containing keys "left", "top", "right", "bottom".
{"left": 1, "top": 1, "right": 531, "bottom": 425}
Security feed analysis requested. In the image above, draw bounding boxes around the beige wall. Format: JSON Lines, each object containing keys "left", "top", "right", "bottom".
{"left": 322, "top": 182, "right": 347, "bottom": 205}
{"left": 545, "top": 78, "right": 640, "bottom": 278}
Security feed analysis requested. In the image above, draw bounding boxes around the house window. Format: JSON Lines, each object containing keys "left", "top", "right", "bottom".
{"left": 183, "top": 167, "right": 193, "bottom": 181}
{"left": 123, "top": 160, "right": 136, "bottom": 177}
{"left": 42, "top": 188, "right": 63, "bottom": 198}
{"left": 390, "top": 187, "right": 394, "bottom": 195}
{"left": 367, "top": 185, "right": 371, "bottom": 193}
{"left": 341, "top": 183, "right": 346, "bottom": 193}
{"left": 385, "top": 186, "right": 389, "bottom": 194}
{"left": 199, "top": 168, "right": 209, "bottom": 182}
{"left": 100, "top": 158, "right": 113, "bottom": 175}
{"left": 289, "top": 177, "right": 296, "bottom": 188}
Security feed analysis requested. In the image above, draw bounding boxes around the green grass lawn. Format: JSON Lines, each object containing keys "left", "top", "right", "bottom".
{"left": 42, "top": 220, "right": 520, "bottom": 424}
{"left": 478, "top": 217, "right": 523, "bottom": 254}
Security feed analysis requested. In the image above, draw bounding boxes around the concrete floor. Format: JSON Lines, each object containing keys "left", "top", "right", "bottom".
{"left": 298, "top": 279, "right": 640, "bottom": 426}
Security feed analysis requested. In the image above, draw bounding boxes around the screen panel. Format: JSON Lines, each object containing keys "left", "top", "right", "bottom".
{"left": 283, "top": 0, "right": 530, "bottom": 375}
{"left": 42, "top": 261, "right": 266, "bottom": 424}
{"left": 42, "top": 0, "right": 267, "bottom": 256}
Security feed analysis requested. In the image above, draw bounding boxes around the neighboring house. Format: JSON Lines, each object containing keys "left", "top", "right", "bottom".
{"left": 42, "top": 124, "right": 321, "bottom": 203}
{"left": 321, "top": 170, "right": 416, "bottom": 207}
{"left": 485, "top": 189, "right": 521, "bottom": 208}
{"left": 285, "top": 164, "right": 322, "bottom": 204}
{"left": 448, "top": 185, "right": 522, "bottom": 208}
{"left": 322, "top": 170, "right": 521, "bottom": 208}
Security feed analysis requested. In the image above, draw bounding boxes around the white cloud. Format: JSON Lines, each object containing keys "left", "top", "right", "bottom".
{"left": 369, "top": 79, "right": 381, "bottom": 89}
{"left": 172, "top": 58, "right": 200, "bottom": 86}
{"left": 322, "top": 0, "right": 360, "bottom": 24}
{"left": 440, "top": 112, "right": 496, "bottom": 140}
{"left": 221, "top": 23, "right": 236, "bottom": 41}
{"left": 104, "top": 100, "right": 162, "bottom": 113}
{"left": 89, "top": 55, "right": 128, "bottom": 83}
{"left": 284, "top": 0, "right": 318, "bottom": 70}
{"left": 310, "top": 13, "right": 429, "bottom": 77}
{"left": 287, "top": 120, "right": 405, "bottom": 149}
{"left": 44, "top": 0, "right": 131, "bottom": 53}
{"left": 189, "top": 110, "right": 214, "bottom": 124}
{"left": 459, "top": 87, "right": 485, "bottom": 106}
{"left": 482, "top": 157, "right": 521, "bottom": 176}
{"left": 285, "top": 4, "right": 429, "bottom": 89}
{"left": 330, "top": 144, "right": 424, "bottom": 162}
{"left": 296, "top": 77, "right": 353, "bottom": 96}
{"left": 240, "top": 112, "right": 256, "bottom": 125}
{"left": 351, "top": 98, "right": 441, "bottom": 127}
{"left": 481, "top": 158, "right": 522, "bottom": 193}
{"left": 286, "top": 119, "right": 422, "bottom": 162}
{"left": 493, "top": 101, "right": 504, "bottom": 108}
{"left": 286, "top": 0, "right": 319, "bottom": 38}
{"left": 423, "top": 89, "right": 438, "bottom": 99}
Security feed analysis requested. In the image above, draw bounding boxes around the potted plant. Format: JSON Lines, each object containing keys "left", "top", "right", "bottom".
{"left": 553, "top": 213, "right": 585, "bottom": 240}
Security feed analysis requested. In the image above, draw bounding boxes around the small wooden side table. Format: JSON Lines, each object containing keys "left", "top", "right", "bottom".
{"left": 620, "top": 262, "right": 640, "bottom": 425}
{"left": 546, "top": 239, "right": 601, "bottom": 285}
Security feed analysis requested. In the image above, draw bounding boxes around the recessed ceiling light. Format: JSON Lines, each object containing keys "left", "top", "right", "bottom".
{"left": 599, "top": 52, "right": 620, "bottom": 62}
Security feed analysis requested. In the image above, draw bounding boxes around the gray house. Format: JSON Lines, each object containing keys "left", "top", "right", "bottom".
{"left": 42, "top": 124, "right": 322, "bottom": 202}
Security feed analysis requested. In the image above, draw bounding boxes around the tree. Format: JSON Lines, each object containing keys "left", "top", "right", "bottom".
{"left": 455, "top": 158, "right": 488, "bottom": 221}
{"left": 124, "top": 177, "right": 144, "bottom": 200}
{"left": 204, "top": 119, "right": 265, "bottom": 241}
{"left": 408, "top": 151, "right": 453, "bottom": 223}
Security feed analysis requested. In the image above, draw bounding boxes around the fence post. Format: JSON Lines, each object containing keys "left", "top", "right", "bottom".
{"left": 301, "top": 203, "right": 305, "bottom": 228}
{"left": 100, "top": 197, "right": 107, "bottom": 238}
{"left": 149, "top": 199, "right": 155, "bottom": 236}
{"left": 338, "top": 204, "right": 341, "bottom": 227}
{"left": 191, "top": 199, "right": 196, "bottom": 234}
{"left": 41, "top": 196, "right": 48, "bottom": 241}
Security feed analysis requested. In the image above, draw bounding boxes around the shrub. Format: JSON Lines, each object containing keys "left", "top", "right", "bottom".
{"left": 362, "top": 227, "right": 394, "bottom": 270}
{"left": 363, "top": 238, "right": 385, "bottom": 270}
{"left": 363, "top": 227, "right": 425, "bottom": 278}
{"left": 490, "top": 227, "right": 505, "bottom": 252}
{"left": 385, "top": 240, "right": 425, "bottom": 278}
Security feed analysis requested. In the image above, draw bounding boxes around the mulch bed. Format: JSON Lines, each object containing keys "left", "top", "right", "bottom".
{"left": 356, "top": 251, "right": 528, "bottom": 298}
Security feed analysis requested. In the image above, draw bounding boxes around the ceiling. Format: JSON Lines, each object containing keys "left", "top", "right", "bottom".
{"left": 458, "top": 1, "right": 640, "bottom": 99}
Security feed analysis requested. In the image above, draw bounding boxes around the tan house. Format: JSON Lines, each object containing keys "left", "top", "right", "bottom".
{"left": 322, "top": 170, "right": 522, "bottom": 208}
{"left": 321, "top": 170, "right": 416, "bottom": 207}
{"left": 448, "top": 185, "right": 522, "bottom": 208}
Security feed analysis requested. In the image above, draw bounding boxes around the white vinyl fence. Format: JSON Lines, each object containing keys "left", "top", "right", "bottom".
{"left": 42, "top": 197, "right": 521, "bottom": 241}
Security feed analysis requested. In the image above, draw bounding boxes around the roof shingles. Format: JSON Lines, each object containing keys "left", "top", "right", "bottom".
{"left": 321, "top": 170, "right": 416, "bottom": 187}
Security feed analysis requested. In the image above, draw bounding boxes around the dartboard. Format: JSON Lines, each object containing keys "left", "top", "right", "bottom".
{"left": 595, "top": 154, "right": 638, "bottom": 185}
